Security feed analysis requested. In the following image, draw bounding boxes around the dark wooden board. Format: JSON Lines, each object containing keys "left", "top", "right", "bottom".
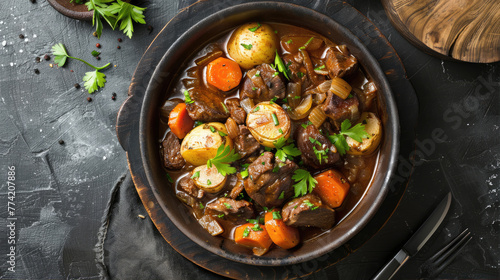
{"left": 115, "top": 0, "right": 418, "bottom": 278}
{"left": 382, "top": 0, "right": 500, "bottom": 63}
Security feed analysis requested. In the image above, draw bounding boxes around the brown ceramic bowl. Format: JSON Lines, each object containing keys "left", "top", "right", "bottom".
{"left": 139, "top": 2, "right": 399, "bottom": 266}
{"left": 47, "top": 0, "right": 93, "bottom": 21}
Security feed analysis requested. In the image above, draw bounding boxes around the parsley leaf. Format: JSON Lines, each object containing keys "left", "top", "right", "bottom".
{"left": 272, "top": 211, "right": 282, "bottom": 220}
{"left": 91, "top": 50, "right": 101, "bottom": 57}
{"left": 243, "top": 227, "right": 250, "bottom": 237}
{"left": 274, "top": 50, "right": 291, "bottom": 80}
{"left": 251, "top": 224, "right": 263, "bottom": 231}
{"left": 52, "top": 43, "right": 69, "bottom": 67}
{"left": 328, "top": 119, "right": 369, "bottom": 155}
{"left": 246, "top": 219, "right": 259, "bottom": 224}
{"left": 83, "top": 70, "right": 106, "bottom": 94}
{"left": 303, "top": 200, "right": 318, "bottom": 210}
{"left": 278, "top": 191, "right": 285, "bottom": 200}
{"left": 191, "top": 171, "right": 200, "bottom": 179}
{"left": 292, "top": 169, "right": 317, "bottom": 197}
{"left": 206, "top": 145, "right": 240, "bottom": 176}
{"left": 248, "top": 23, "right": 261, "bottom": 32}
{"left": 241, "top": 43, "right": 252, "bottom": 50}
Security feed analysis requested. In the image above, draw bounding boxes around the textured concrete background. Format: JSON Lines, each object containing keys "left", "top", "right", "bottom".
{"left": 0, "top": 0, "right": 498, "bottom": 279}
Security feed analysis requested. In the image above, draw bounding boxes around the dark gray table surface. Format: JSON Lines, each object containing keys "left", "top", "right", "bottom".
{"left": 0, "top": 0, "right": 498, "bottom": 279}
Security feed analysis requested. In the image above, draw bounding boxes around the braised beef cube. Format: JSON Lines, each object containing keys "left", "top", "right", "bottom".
{"left": 240, "top": 63, "right": 286, "bottom": 102}
{"left": 186, "top": 87, "right": 230, "bottom": 122}
{"left": 226, "top": 98, "right": 246, "bottom": 124}
{"left": 322, "top": 92, "right": 360, "bottom": 129}
{"left": 325, "top": 47, "right": 358, "bottom": 78}
{"left": 243, "top": 152, "right": 298, "bottom": 208}
{"left": 229, "top": 179, "right": 245, "bottom": 199}
{"left": 358, "top": 81, "right": 377, "bottom": 111}
{"left": 178, "top": 176, "right": 204, "bottom": 199}
{"left": 282, "top": 194, "right": 335, "bottom": 228}
{"left": 234, "top": 125, "right": 261, "bottom": 159}
{"left": 205, "top": 197, "right": 254, "bottom": 223}
{"left": 161, "top": 132, "right": 185, "bottom": 170}
{"left": 296, "top": 125, "right": 340, "bottom": 169}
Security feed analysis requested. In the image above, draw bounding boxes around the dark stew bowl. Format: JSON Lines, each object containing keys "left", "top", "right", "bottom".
{"left": 139, "top": 2, "right": 399, "bottom": 266}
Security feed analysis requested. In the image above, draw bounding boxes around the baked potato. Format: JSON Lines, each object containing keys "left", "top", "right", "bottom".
{"left": 227, "top": 22, "right": 279, "bottom": 69}
{"left": 246, "top": 102, "right": 291, "bottom": 148}
{"left": 181, "top": 122, "right": 233, "bottom": 166}
{"left": 192, "top": 165, "right": 227, "bottom": 193}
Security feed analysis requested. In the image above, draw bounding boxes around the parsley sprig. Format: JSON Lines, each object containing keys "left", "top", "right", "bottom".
{"left": 207, "top": 145, "right": 241, "bottom": 176}
{"left": 86, "top": 0, "right": 146, "bottom": 39}
{"left": 292, "top": 169, "right": 317, "bottom": 197}
{"left": 328, "top": 119, "right": 370, "bottom": 155}
{"left": 52, "top": 43, "right": 110, "bottom": 93}
{"left": 273, "top": 136, "right": 301, "bottom": 162}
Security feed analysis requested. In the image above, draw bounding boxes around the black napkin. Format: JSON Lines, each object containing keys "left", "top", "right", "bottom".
{"left": 94, "top": 172, "right": 221, "bottom": 280}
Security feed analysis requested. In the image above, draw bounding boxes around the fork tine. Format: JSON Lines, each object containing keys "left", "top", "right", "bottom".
{"left": 428, "top": 228, "right": 470, "bottom": 263}
{"left": 428, "top": 230, "right": 473, "bottom": 278}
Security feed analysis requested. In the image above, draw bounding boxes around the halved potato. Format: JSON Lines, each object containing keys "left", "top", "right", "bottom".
{"left": 227, "top": 22, "right": 279, "bottom": 69}
{"left": 346, "top": 112, "right": 382, "bottom": 155}
{"left": 246, "top": 102, "right": 291, "bottom": 148}
{"left": 181, "top": 122, "right": 233, "bottom": 166}
{"left": 192, "top": 165, "right": 227, "bottom": 193}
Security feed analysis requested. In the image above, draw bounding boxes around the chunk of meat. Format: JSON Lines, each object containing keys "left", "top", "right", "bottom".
{"left": 240, "top": 64, "right": 286, "bottom": 102}
{"left": 325, "top": 47, "right": 358, "bottom": 78}
{"left": 282, "top": 194, "right": 335, "bottom": 228}
{"left": 226, "top": 98, "right": 246, "bottom": 124}
{"left": 296, "top": 125, "right": 340, "bottom": 169}
{"left": 234, "top": 125, "right": 261, "bottom": 159}
{"left": 178, "top": 176, "right": 205, "bottom": 199}
{"left": 322, "top": 93, "right": 360, "bottom": 129}
{"left": 161, "top": 132, "right": 185, "bottom": 170}
{"left": 229, "top": 178, "right": 245, "bottom": 199}
{"left": 244, "top": 152, "right": 298, "bottom": 208}
{"left": 186, "top": 87, "right": 229, "bottom": 122}
{"left": 205, "top": 197, "right": 254, "bottom": 223}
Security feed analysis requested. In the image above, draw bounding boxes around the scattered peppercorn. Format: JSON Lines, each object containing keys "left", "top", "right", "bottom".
{"left": 87, "top": 97, "right": 92, "bottom": 102}
{"left": 111, "top": 96, "right": 116, "bottom": 101}
{"left": 34, "top": 68, "right": 40, "bottom": 74}
{"left": 96, "top": 56, "right": 101, "bottom": 60}
{"left": 74, "top": 83, "right": 80, "bottom": 89}
{"left": 147, "top": 25, "right": 153, "bottom": 34}
{"left": 112, "top": 92, "right": 117, "bottom": 97}
{"left": 49, "top": 64, "right": 53, "bottom": 68}
{"left": 93, "top": 32, "right": 97, "bottom": 37}
{"left": 58, "top": 139, "right": 65, "bottom": 145}
{"left": 96, "top": 43, "right": 101, "bottom": 48}
{"left": 44, "top": 54, "right": 50, "bottom": 60}
{"left": 70, "top": 70, "right": 74, "bottom": 72}
{"left": 118, "top": 38, "right": 122, "bottom": 42}
{"left": 117, "top": 46, "right": 121, "bottom": 49}
{"left": 19, "top": 34, "right": 25, "bottom": 39}
{"left": 35, "top": 57, "right": 40, "bottom": 63}
{"left": 30, "top": 0, "right": 36, "bottom": 3}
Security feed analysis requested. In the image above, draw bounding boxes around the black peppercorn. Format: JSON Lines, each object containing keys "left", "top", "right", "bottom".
{"left": 87, "top": 97, "right": 92, "bottom": 102}
{"left": 19, "top": 34, "right": 25, "bottom": 39}
{"left": 111, "top": 96, "right": 116, "bottom": 100}
{"left": 96, "top": 56, "right": 100, "bottom": 60}
{"left": 74, "top": 83, "right": 80, "bottom": 89}
{"left": 34, "top": 69, "right": 40, "bottom": 74}
{"left": 58, "top": 139, "right": 65, "bottom": 145}
{"left": 147, "top": 25, "right": 153, "bottom": 34}
{"left": 44, "top": 54, "right": 50, "bottom": 60}
{"left": 30, "top": 0, "right": 36, "bottom": 3}
{"left": 35, "top": 57, "right": 40, "bottom": 63}
{"left": 117, "top": 46, "right": 121, "bottom": 49}
{"left": 112, "top": 92, "right": 117, "bottom": 97}
{"left": 118, "top": 38, "right": 122, "bottom": 42}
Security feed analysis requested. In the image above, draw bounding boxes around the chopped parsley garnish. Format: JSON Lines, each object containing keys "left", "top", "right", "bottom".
{"left": 273, "top": 50, "right": 291, "bottom": 80}
{"left": 254, "top": 70, "right": 261, "bottom": 77}
{"left": 313, "top": 146, "right": 329, "bottom": 164}
{"left": 217, "top": 214, "right": 225, "bottom": 218}
{"left": 328, "top": 119, "right": 370, "bottom": 155}
{"left": 292, "top": 169, "right": 317, "bottom": 197}
{"left": 183, "top": 90, "right": 194, "bottom": 104}
{"left": 272, "top": 211, "right": 282, "bottom": 220}
{"left": 199, "top": 202, "right": 204, "bottom": 209}
{"left": 240, "top": 169, "right": 249, "bottom": 179}
{"left": 248, "top": 23, "right": 261, "bottom": 32}
{"left": 303, "top": 200, "right": 318, "bottom": 210}
{"left": 272, "top": 113, "right": 279, "bottom": 126}
{"left": 297, "top": 71, "right": 304, "bottom": 78}
{"left": 282, "top": 97, "right": 288, "bottom": 103}
{"left": 251, "top": 224, "right": 263, "bottom": 231}
{"left": 348, "top": 94, "right": 354, "bottom": 98}
{"left": 207, "top": 145, "right": 241, "bottom": 176}
{"left": 218, "top": 130, "right": 227, "bottom": 137}
{"left": 301, "top": 121, "right": 313, "bottom": 129}
{"left": 294, "top": 95, "right": 301, "bottom": 99}
{"left": 253, "top": 106, "right": 260, "bottom": 112}
{"left": 314, "top": 65, "right": 326, "bottom": 71}
{"left": 191, "top": 171, "right": 200, "bottom": 179}
{"left": 166, "top": 173, "right": 174, "bottom": 183}
{"left": 299, "top": 37, "right": 314, "bottom": 50}
{"left": 224, "top": 202, "right": 232, "bottom": 209}
{"left": 246, "top": 219, "right": 259, "bottom": 224}
{"left": 194, "top": 121, "right": 204, "bottom": 126}
{"left": 252, "top": 87, "right": 257, "bottom": 91}
{"left": 209, "top": 126, "right": 216, "bottom": 133}
{"left": 286, "top": 39, "right": 293, "bottom": 44}
{"left": 270, "top": 97, "right": 278, "bottom": 104}
{"left": 278, "top": 191, "right": 285, "bottom": 200}
{"left": 221, "top": 102, "right": 229, "bottom": 113}
{"left": 279, "top": 128, "right": 284, "bottom": 134}
{"left": 273, "top": 72, "right": 279, "bottom": 77}
{"left": 241, "top": 43, "right": 253, "bottom": 50}
{"left": 243, "top": 227, "right": 250, "bottom": 237}
{"left": 272, "top": 166, "right": 279, "bottom": 173}
{"left": 207, "top": 179, "right": 212, "bottom": 185}
{"left": 91, "top": 50, "right": 100, "bottom": 57}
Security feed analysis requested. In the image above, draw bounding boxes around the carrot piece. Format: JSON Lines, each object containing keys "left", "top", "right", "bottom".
{"left": 206, "top": 57, "right": 242, "bottom": 91}
{"left": 264, "top": 210, "right": 300, "bottom": 249}
{"left": 234, "top": 223, "right": 273, "bottom": 249}
{"left": 313, "top": 169, "right": 350, "bottom": 208}
{"left": 168, "top": 103, "right": 194, "bottom": 139}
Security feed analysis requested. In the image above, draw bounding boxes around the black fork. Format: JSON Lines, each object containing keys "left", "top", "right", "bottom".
{"left": 419, "top": 228, "right": 473, "bottom": 279}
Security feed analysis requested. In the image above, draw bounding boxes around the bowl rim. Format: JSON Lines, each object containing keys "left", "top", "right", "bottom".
{"left": 47, "top": 0, "right": 94, "bottom": 21}
{"left": 139, "top": 1, "right": 400, "bottom": 266}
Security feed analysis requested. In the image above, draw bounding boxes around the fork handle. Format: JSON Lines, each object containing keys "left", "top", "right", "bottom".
{"left": 372, "top": 249, "right": 410, "bottom": 280}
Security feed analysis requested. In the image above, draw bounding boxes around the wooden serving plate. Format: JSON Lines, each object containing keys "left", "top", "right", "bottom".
{"left": 115, "top": 0, "right": 418, "bottom": 278}
{"left": 382, "top": 0, "right": 500, "bottom": 63}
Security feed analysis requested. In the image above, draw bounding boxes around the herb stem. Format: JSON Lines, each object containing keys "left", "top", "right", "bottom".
{"left": 68, "top": 56, "right": 110, "bottom": 70}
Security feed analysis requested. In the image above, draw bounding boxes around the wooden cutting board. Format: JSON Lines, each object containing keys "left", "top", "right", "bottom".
{"left": 382, "top": 0, "right": 500, "bottom": 63}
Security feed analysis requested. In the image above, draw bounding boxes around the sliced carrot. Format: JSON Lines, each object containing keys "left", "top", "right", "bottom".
{"left": 168, "top": 103, "right": 194, "bottom": 139}
{"left": 313, "top": 169, "right": 350, "bottom": 208}
{"left": 207, "top": 57, "right": 242, "bottom": 91}
{"left": 264, "top": 210, "right": 300, "bottom": 249}
{"left": 234, "top": 223, "right": 273, "bottom": 249}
